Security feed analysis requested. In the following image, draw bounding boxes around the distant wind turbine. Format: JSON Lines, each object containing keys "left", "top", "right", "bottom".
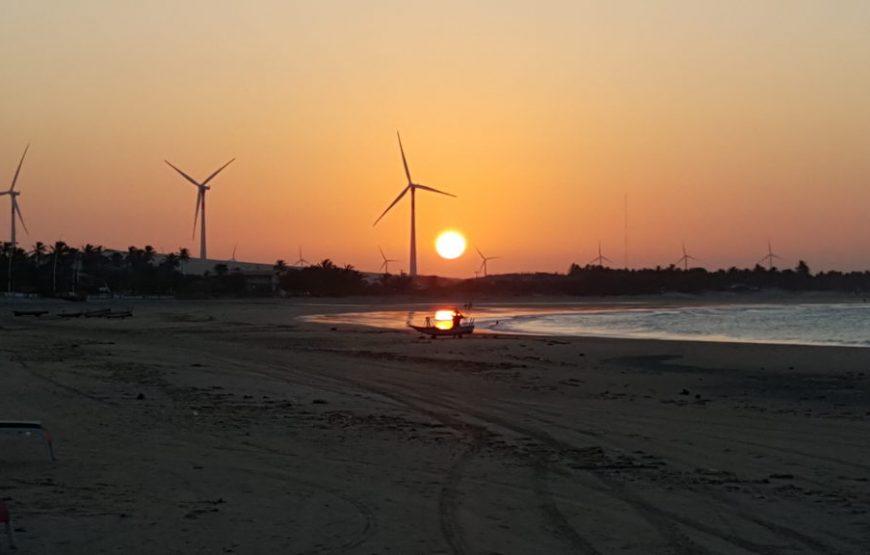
{"left": 231, "top": 244, "right": 238, "bottom": 262}
{"left": 674, "top": 243, "right": 700, "bottom": 271}
{"left": 475, "top": 247, "right": 500, "bottom": 277}
{"left": 1, "top": 144, "right": 30, "bottom": 250}
{"left": 759, "top": 240, "right": 782, "bottom": 270}
{"left": 588, "top": 241, "right": 612, "bottom": 267}
{"left": 373, "top": 132, "right": 456, "bottom": 277}
{"left": 294, "top": 246, "right": 311, "bottom": 267}
{"left": 1, "top": 145, "right": 30, "bottom": 292}
{"left": 378, "top": 247, "right": 398, "bottom": 274}
{"left": 165, "top": 158, "right": 235, "bottom": 260}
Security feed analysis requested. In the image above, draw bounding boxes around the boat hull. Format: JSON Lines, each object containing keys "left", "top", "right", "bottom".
{"left": 408, "top": 324, "right": 475, "bottom": 337}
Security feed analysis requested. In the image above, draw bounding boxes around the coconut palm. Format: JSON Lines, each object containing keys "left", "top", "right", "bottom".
{"left": 179, "top": 247, "right": 190, "bottom": 274}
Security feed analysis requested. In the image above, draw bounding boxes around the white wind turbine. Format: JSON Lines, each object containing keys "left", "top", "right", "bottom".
{"left": 1, "top": 145, "right": 30, "bottom": 250}
{"left": 475, "top": 247, "right": 500, "bottom": 277}
{"left": 2, "top": 145, "right": 30, "bottom": 292}
{"left": 759, "top": 240, "right": 782, "bottom": 270}
{"left": 294, "top": 246, "right": 311, "bottom": 267}
{"left": 165, "top": 158, "right": 235, "bottom": 260}
{"left": 675, "top": 243, "right": 700, "bottom": 271}
{"left": 373, "top": 132, "right": 456, "bottom": 277}
{"left": 378, "top": 247, "right": 399, "bottom": 274}
{"left": 588, "top": 241, "right": 612, "bottom": 267}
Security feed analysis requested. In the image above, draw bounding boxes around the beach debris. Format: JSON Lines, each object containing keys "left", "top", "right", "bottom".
{"left": 312, "top": 399, "right": 327, "bottom": 405}
{"left": 769, "top": 473, "right": 795, "bottom": 480}
{"left": 679, "top": 388, "right": 690, "bottom": 396}
{"left": 136, "top": 393, "right": 146, "bottom": 400}
{"left": 0, "top": 500, "right": 15, "bottom": 550}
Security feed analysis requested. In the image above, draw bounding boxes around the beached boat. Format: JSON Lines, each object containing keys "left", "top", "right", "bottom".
{"left": 104, "top": 309, "right": 133, "bottom": 319}
{"left": 409, "top": 309, "right": 475, "bottom": 338}
{"left": 12, "top": 310, "right": 48, "bottom": 317}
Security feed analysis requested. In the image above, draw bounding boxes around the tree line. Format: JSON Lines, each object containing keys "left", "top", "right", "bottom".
{"left": 3, "top": 242, "right": 870, "bottom": 298}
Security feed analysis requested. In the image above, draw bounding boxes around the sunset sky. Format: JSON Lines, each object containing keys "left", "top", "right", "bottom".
{"left": 2, "top": 1, "right": 869, "bottom": 276}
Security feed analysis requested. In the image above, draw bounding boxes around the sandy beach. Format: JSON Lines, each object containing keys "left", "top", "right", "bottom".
{"left": 1, "top": 298, "right": 869, "bottom": 554}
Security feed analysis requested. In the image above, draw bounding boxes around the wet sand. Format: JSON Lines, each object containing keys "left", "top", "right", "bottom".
{"left": 1, "top": 298, "right": 868, "bottom": 553}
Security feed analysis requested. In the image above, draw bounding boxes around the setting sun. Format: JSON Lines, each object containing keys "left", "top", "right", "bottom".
{"left": 435, "top": 230, "right": 466, "bottom": 260}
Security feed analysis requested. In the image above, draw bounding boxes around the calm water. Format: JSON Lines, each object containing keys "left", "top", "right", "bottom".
{"left": 481, "top": 303, "right": 870, "bottom": 347}
{"left": 309, "top": 302, "right": 870, "bottom": 348}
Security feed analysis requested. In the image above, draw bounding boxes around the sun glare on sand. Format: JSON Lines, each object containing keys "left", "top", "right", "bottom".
{"left": 435, "top": 231, "right": 466, "bottom": 260}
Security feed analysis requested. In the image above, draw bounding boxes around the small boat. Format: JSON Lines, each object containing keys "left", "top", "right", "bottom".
{"left": 12, "top": 310, "right": 48, "bottom": 317}
{"left": 104, "top": 310, "right": 133, "bottom": 319}
{"left": 84, "top": 308, "right": 111, "bottom": 318}
{"left": 409, "top": 309, "right": 475, "bottom": 338}
{"left": 58, "top": 311, "right": 84, "bottom": 318}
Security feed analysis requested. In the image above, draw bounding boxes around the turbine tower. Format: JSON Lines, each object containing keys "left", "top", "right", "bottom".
{"left": 588, "top": 241, "right": 612, "bottom": 267}
{"left": 475, "top": 247, "right": 500, "bottom": 277}
{"left": 373, "top": 132, "right": 456, "bottom": 277}
{"left": 294, "top": 246, "right": 311, "bottom": 267}
{"left": 1, "top": 145, "right": 30, "bottom": 293}
{"left": 1, "top": 145, "right": 30, "bottom": 250}
{"left": 378, "top": 247, "right": 398, "bottom": 274}
{"left": 759, "top": 240, "right": 782, "bottom": 270}
{"left": 675, "top": 243, "right": 699, "bottom": 271}
{"left": 165, "top": 158, "right": 235, "bottom": 260}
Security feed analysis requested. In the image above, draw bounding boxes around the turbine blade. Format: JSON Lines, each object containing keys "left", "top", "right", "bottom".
{"left": 415, "top": 184, "right": 456, "bottom": 198}
{"left": 397, "top": 132, "right": 412, "bottom": 184}
{"left": 373, "top": 185, "right": 410, "bottom": 226}
{"left": 488, "top": 256, "right": 501, "bottom": 260}
{"left": 13, "top": 199, "right": 28, "bottom": 234}
{"left": 192, "top": 188, "right": 203, "bottom": 239}
{"left": 202, "top": 158, "right": 235, "bottom": 186}
{"left": 379, "top": 261, "right": 387, "bottom": 271}
{"left": 165, "top": 160, "right": 202, "bottom": 187}
{"left": 10, "top": 144, "right": 29, "bottom": 191}
{"left": 379, "top": 246, "right": 386, "bottom": 260}
{"left": 602, "top": 256, "right": 613, "bottom": 263}
{"left": 475, "top": 247, "right": 484, "bottom": 259}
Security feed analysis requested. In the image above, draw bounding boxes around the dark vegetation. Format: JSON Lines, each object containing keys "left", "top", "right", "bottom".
{"left": 2, "top": 241, "right": 869, "bottom": 298}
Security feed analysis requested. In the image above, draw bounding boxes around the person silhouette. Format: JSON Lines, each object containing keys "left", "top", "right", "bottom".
{"left": 452, "top": 310, "right": 463, "bottom": 329}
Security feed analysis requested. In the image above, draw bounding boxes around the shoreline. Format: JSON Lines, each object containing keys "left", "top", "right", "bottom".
{"left": 304, "top": 297, "right": 870, "bottom": 350}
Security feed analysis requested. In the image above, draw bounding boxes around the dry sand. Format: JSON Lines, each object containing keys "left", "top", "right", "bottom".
{"left": 0, "top": 298, "right": 868, "bottom": 554}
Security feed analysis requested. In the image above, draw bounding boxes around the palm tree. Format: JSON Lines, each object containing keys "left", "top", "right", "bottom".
{"left": 179, "top": 247, "right": 190, "bottom": 275}
{"left": 50, "top": 241, "right": 68, "bottom": 293}
{"left": 143, "top": 245, "right": 156, "bottom": 265}
{"left": 31, "top": 241, "right": 46, "bottom": 267}
{"left": 161, "top": 253, "right": 180, "bottom": 270}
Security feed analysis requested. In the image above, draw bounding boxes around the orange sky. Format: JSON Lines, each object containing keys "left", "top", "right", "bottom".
{"left": 2, "top": 1, "right": 870, "bottom": 276}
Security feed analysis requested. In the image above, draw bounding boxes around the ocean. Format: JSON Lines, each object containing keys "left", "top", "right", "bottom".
{"left": 309, "top": 301, "right": 870, "bottom": 348}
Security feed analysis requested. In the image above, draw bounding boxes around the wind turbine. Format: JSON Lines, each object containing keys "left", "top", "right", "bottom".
{"left": 165, "top": 158, "right": 235, "bottom": 260}
{"left": 378, "top": 247, "right": 398, "bottom": 274}
{"left": 1, "top": 144, "right": 30, "bottom": 250}
{"left": 294, "top": 246, "right": 311, "bottom": 267}
{"left": 759, "top": 240, "right": 782, "bottom": 270}
{"left": 1, "top": 145, "right": 30, "bottom": 292}
{"left": 674, "top": 243, "right": 700, "bottom": 271}
{"left": 475, "top": 247, "right": 500, "bottom": 277}
{"left": 373, "top": 132, "right": 456, "bottom": 277}
{"left": 588, "top": 241, "right": 612, "bottom": 267}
